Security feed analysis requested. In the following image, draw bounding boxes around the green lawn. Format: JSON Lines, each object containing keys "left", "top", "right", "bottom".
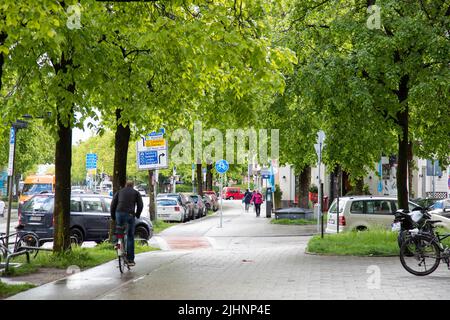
{"left": 152, "top": 220, "right": 177, "bottom": 234}
{"left": 271, "top": 218, "right": 317, "bottom": 225}
{"left": 3, "top": 242, "right": 158, "bottom": 277}
{"left": 307, "top": 227, "right": 450, "bottom": 256}
{"left": 0, "top": 281, "right": 35, "bottom": 299}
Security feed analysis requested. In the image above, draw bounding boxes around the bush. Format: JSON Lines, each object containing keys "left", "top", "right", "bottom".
{"left": 309, "top": 184, "right": 318, "bottom": 193}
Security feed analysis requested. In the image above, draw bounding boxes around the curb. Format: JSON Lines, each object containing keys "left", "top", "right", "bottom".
{"left": 304, "top": 249, "right": 399, "bottom": 258}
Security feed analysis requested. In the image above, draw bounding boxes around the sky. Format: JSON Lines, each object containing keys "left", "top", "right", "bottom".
{"left": 72, "top": 113, "right": 99, "bottom": 145}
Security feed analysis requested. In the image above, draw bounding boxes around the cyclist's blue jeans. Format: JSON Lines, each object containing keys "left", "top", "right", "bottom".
{"left": 115, "top": 211, "right": 135, "bottom": 262}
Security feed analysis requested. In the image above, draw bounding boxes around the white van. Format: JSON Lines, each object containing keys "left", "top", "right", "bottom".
{"left": 326, "top": 196, "right": 450, "bottom": 233}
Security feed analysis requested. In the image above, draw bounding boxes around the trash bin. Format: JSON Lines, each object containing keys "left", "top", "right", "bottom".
{"left": 265, "top": 187, "right": 273, "bottom": 218}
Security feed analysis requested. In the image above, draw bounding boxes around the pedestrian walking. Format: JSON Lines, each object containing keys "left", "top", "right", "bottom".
{"left": 251, "top": 189, "right": 264, "bottom": 217}
{"left": 243, "top": 189, "right": 252, "bottom": 212}
{"left": 110, "top": 180, "right": 143, "bottom": 267}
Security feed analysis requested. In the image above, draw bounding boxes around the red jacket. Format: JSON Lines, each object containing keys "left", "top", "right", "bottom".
{"left": 251, "top": 192, "right": 263, "bottom": 204}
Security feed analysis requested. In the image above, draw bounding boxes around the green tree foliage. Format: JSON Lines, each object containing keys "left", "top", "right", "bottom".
{"left": 279, "top": 0, "right": 449, "bottom": 207}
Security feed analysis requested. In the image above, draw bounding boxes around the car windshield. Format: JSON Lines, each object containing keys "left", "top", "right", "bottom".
{"left": 157, "top": 199, "right": 178, "bottom": 206}
{"left": 22, "top": 183, "right": 52, "bottom": 195}
{"left": 328, "top": 199, "right": 348, "bottom": 214}
{"left": 22, "top": 196, "right": 54, "bottom": 212}
{"left": 190, "top": 196, "right": 198, "bottom": 203}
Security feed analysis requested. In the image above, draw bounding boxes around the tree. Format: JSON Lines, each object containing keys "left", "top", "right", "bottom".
{"left": 286, "top": 0, "right": 450, "bottom": 208}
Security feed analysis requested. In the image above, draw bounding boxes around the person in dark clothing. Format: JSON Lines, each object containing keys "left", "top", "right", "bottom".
{"left": 110, "top": 180, "right": 143, "bottom": 266}
{"left": 243, "top": 189, "right": 253, "bottom": 212}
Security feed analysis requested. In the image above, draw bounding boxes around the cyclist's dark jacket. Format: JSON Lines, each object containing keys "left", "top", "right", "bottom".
{"left": 110, "top": 187, "right": 143, "bottom": 220}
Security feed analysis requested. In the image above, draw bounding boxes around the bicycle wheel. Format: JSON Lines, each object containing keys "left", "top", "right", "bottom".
{"left": 117, "top": 239, "right": 125, "bottom": 274}
{"left": 15, "top": 233, "right": 40, "bottom": 259}
{"left": 400, "top": 235, "right": 440, "bottom": 276}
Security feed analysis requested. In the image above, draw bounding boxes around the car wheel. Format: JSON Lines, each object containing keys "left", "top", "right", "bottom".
{"left": 135, "top": 225, "right": 149, "bottom": 245}
{"left": 229, "top": 197, "right": 234, "bottom": 200}
{"left": 355, "top": 226, "right": 368, "bottom": 232}
{"left": 70, "top": 227, "right": 84, "bottom": 246}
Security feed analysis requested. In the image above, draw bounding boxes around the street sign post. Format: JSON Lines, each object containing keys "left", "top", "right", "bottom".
{"left": 215, "top": 159, "right": 229, "bottom": 228}
{"left": 5, "top": 127, "right": 16, "bottom": 240}
{"left": 314, "top": 130, "right": 326, "bottom": 238}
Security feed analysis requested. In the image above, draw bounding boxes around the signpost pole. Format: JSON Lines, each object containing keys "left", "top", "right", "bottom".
{"left": 6, "top": 127, "right": 16, "bottom": 241}
{"left": 154, "top": 169, "right": 158, "bottom": 222}
{"left": 220, "top": 173, "right": 223, "bottom": 228}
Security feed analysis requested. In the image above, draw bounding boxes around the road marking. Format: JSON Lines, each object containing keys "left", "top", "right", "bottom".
{"left": 150, "top": 236, "right": 170, "bottom": 251}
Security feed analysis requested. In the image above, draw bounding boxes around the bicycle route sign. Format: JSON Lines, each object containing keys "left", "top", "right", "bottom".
{"left": 215, "top": 159, "right": 229, "bottom": 174}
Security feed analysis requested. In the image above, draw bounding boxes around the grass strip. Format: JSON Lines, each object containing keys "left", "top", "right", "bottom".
{"left": 3, "top": 242, "right": 158, "bottom": 277}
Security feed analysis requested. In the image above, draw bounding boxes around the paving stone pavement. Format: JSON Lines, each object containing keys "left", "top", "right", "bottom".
{"left": 8, "top": 200, "right": 450, "bottom": 300}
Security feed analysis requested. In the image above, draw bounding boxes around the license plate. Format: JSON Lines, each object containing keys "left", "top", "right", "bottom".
{"left": 391, "top": 222, "right": 401, "bottom": 232}
{"left": 30, "top": 216, "right": 41, "bottom": 222}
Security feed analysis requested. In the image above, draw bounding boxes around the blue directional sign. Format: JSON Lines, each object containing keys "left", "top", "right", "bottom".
{"left": 138, "top": 150, "right": 158, "bottom": 166}
{"left": 215, "top": 159, "right": 229, "bottom": 174}
{"left": 10, "top": 127, "right": 15, "bottom": 144}
{"left": 86, "top": 153, "right": 98, "bottom": 169}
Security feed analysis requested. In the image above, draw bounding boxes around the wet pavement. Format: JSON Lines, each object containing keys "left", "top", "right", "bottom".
{"left": 7, "top": 200, "right": 450, "bottom": 300}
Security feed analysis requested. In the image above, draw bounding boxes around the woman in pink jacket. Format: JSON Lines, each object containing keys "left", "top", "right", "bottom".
{"left": 251, "top": 190, "right": 264, "bottom": 217}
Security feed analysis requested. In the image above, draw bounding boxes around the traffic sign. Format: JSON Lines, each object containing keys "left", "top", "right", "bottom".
{"left": 137, "top": 129, "right": 168, "bottom": 170}
{"left": 7, "top": 127, "right": 15, "bottom": 176}
{"left": 215, "top": 159, "right": 229, "bottom": 174}
{"left": 86, "top": 153, "right": 97, "bottom": 170}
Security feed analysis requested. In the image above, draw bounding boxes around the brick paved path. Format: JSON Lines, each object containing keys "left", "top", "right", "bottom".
{"left": 9, "top": 201, "right": 450, "bottom": 300}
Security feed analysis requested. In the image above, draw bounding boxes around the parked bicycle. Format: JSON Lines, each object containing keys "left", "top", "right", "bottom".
{"left": 0, "top": 225, "right": 40, "bottom": 266}
{"left": 393, "top": 206, "right": 450, "bottom": 276}
{"left": 399, "top": 222, "right": 450, "bottom": 276}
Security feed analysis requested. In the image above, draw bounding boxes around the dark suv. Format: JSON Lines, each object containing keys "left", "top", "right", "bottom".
{"left": 19, "top": 193, "right": 153, "bottom": 245}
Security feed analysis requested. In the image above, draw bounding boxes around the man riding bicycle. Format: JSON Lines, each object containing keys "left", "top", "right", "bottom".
{"left": 110, "top": 181, "right": 143, "bottom": 267}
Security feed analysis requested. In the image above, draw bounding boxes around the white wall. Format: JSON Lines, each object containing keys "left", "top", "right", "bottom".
{"left": 278, "top": 165, "right": 295, "bottom": 201}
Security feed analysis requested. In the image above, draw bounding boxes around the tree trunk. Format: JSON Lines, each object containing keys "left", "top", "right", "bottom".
{"left": 110, "top": 108, "right": 131, "bottom": 241}
{"left": 0, "top": 31, "right": 7, "bottom": 92}
{"left": 353, "top": 177, "right": 364, "bottom": 195}
{"left": 408, "top": 141, "right": 414, "bottom": 198}
{"left": 206, "top": 163, "right": 213, "bottom": 191}
{"left": 113, "top": 109, "right": 130, "bottom": 193}
{"left": 53, "top": 108, "right": 73, "bottom": 253}
{"left": 396, "top": 75, "right": 410, "bottom": 210}
{"left": 299, "top": 166, "right": 311, "bottom": 208}
{"left": 196, "top": 163, "right": 203, "bottom": 196}
{"left": 148, "top": 170, "right": 156, "bottom": 221}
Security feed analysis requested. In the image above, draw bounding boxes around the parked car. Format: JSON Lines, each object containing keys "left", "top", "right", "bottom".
{"left": 202, "top": 195, "right": 213, "bottom": 213}
{"left": 411, "top": 197, "right": 441, "bottom": 209}
{"left": 157, "top": 197, "right": 187, "bottom": 222}
{"left": 18, "top": 193, "right": 153, "bottom": 245}
{"left": 222, "top": 187, "right": 245, "bottom": 200}
{"left": 204, "top": 190, "right": 218, "bottom": 197}
{"left": 157, "top": 193, "right": 195, "bottom": 220}
{"left": 326, "top": 196, "right": 450, "bottom": 233}
{"left": 204, "top": 193, "right": 219, "bottom": 211}
{"left": 429, "top": 199, "right": 450, "bottom": 217}
{"left": 188, "top": 194, "right": 207, "bottom": 218}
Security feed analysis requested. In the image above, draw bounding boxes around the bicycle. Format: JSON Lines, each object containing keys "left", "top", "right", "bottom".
{"left": 0, "top": 225, "right": 40, "bottom": 270}
{"left": 399, "top": 221, "right": 450, "bottom": 276}
{"left": 114, "top": 224, "right": 131, "bottom": 274}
